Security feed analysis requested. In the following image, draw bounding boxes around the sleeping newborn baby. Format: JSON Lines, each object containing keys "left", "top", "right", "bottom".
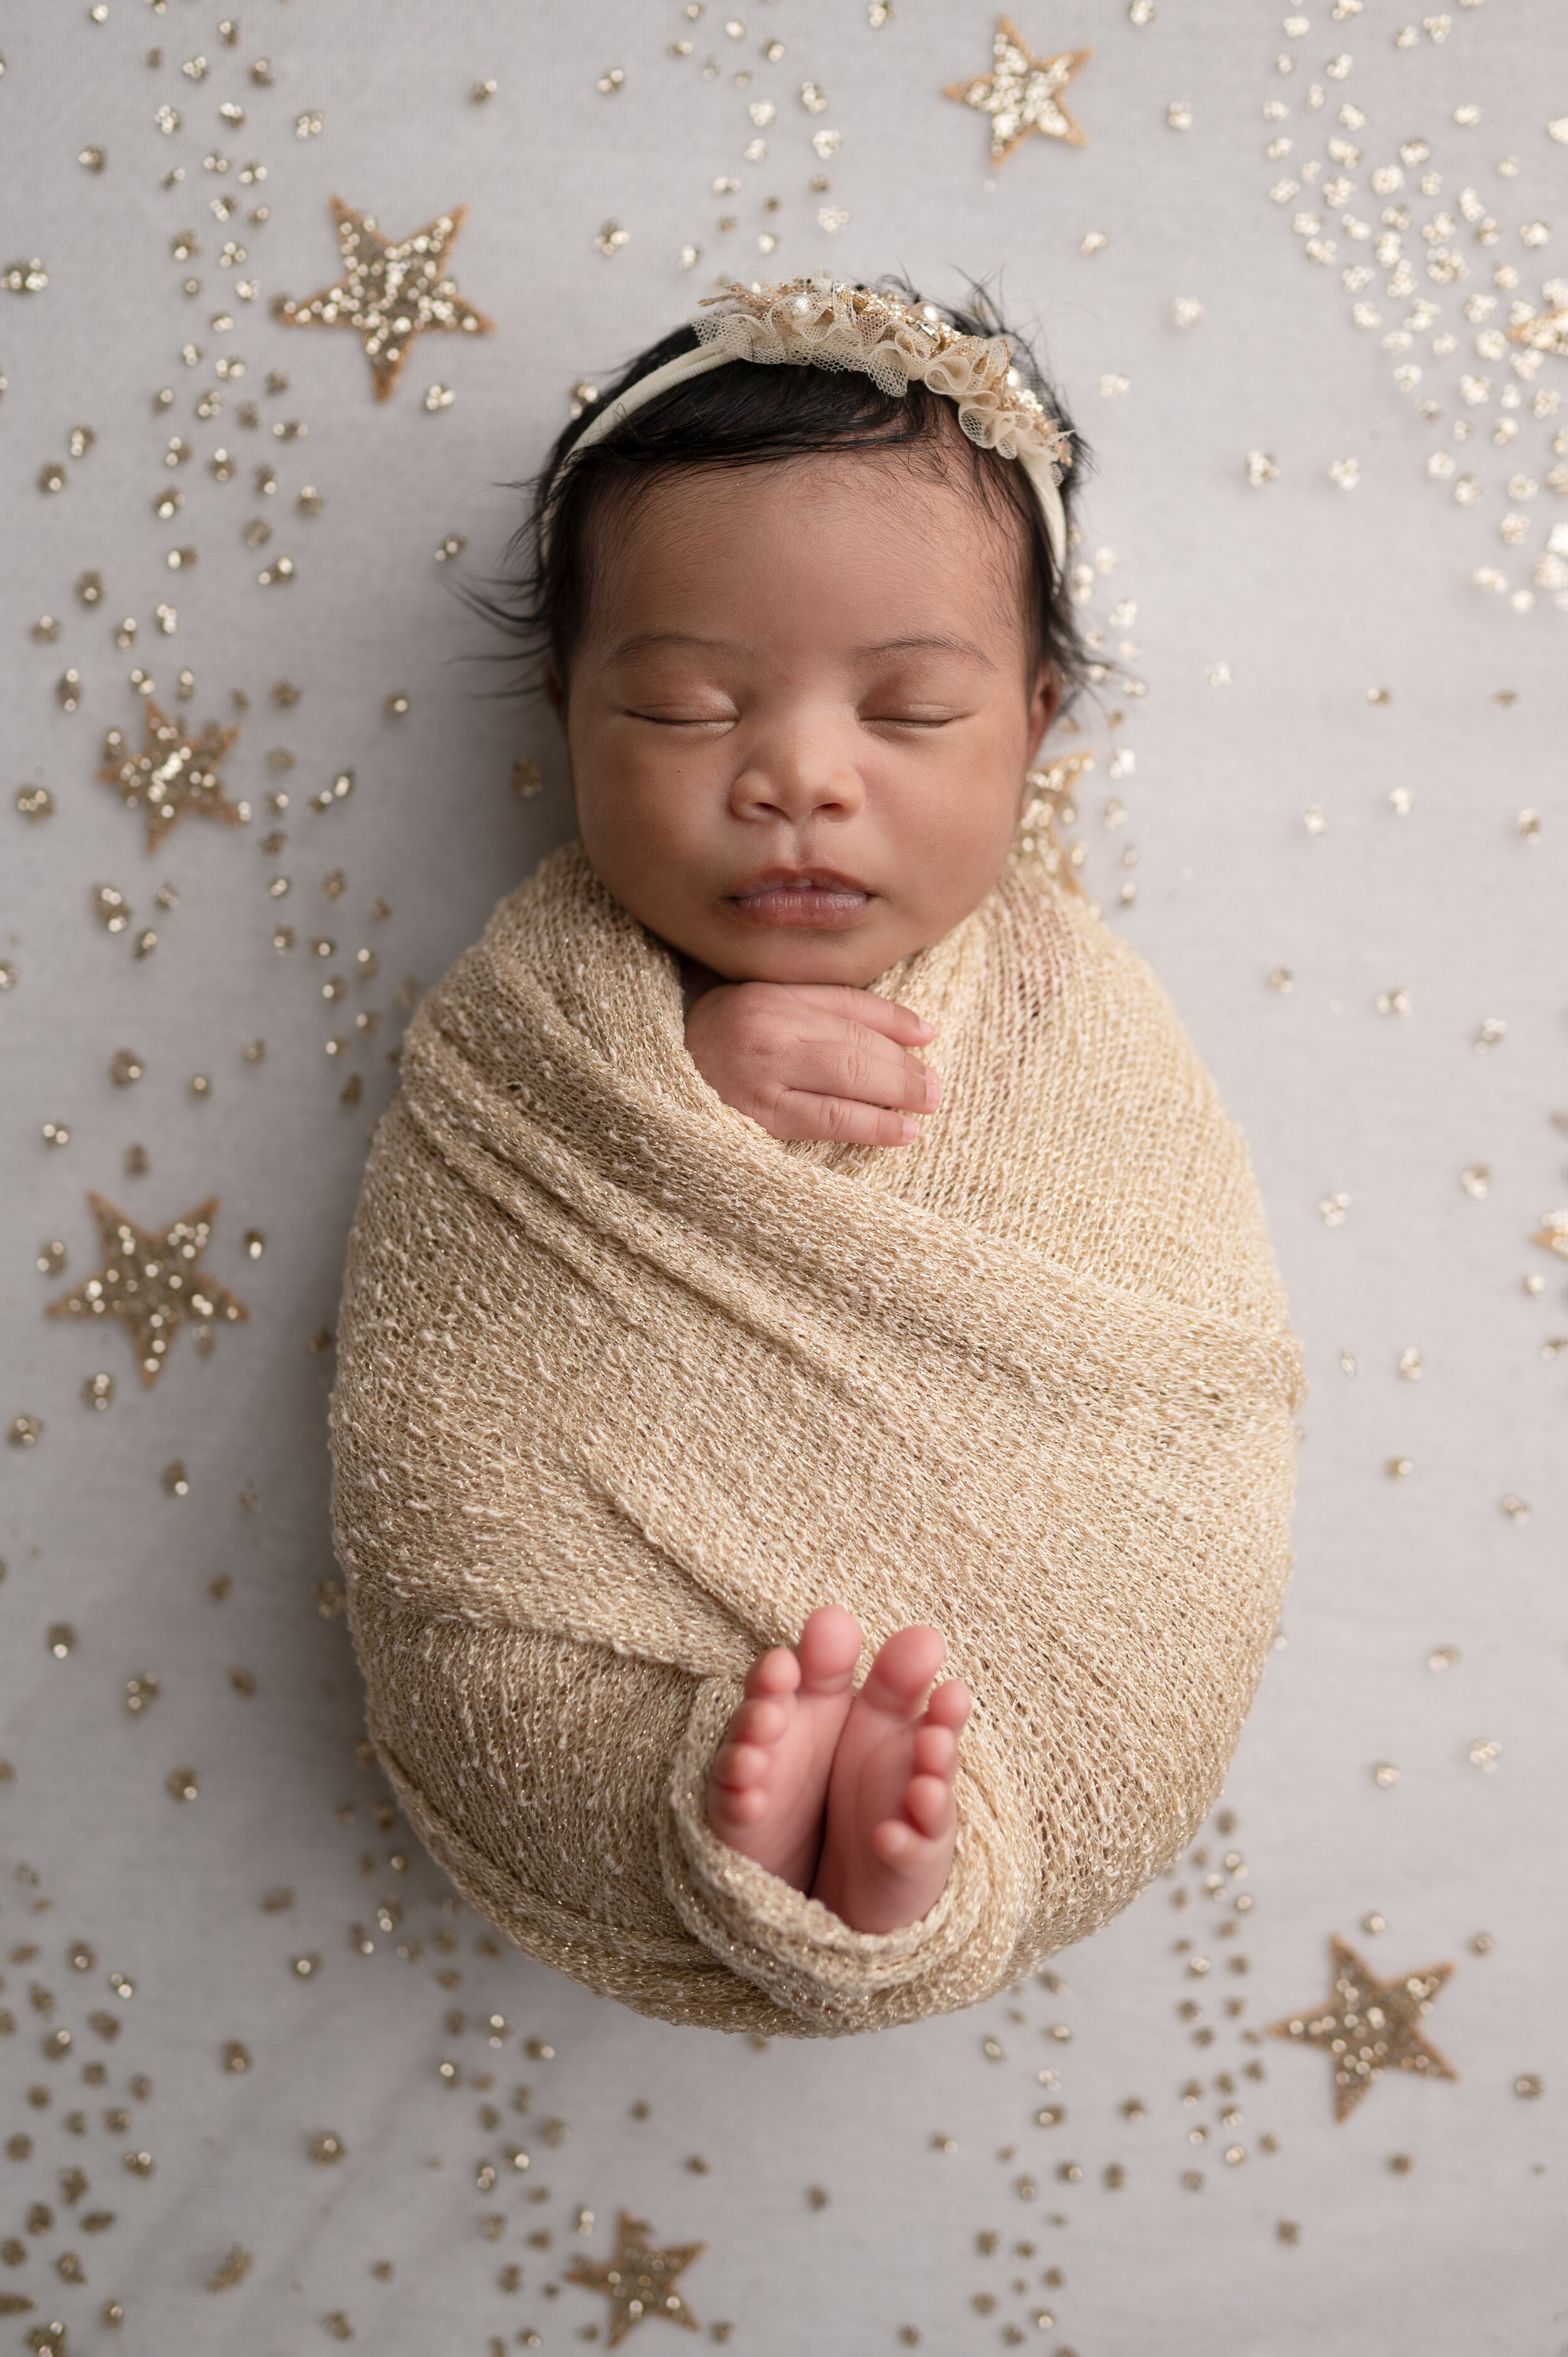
{"left": 329, "top": 280, "right": 1303, "bottom": 2035}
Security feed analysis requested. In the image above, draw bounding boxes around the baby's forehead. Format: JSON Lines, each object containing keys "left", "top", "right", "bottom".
{"left": 602, "top": 443, "right": 1036, "bottom": 591}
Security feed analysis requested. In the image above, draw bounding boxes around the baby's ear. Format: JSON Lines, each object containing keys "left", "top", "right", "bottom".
{"left": 1027, "top": 660, "right": 1061, "bottom": 756}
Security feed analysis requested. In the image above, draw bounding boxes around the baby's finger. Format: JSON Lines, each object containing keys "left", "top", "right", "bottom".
{"left": 787, "top": 1022, "right": 938, "bottom": 1115}
{"left": 766, "top": 1090, "right": 923, "bottom": 1148}
{"left": 781, "top": 983, "right": 935, "bottom": 1046}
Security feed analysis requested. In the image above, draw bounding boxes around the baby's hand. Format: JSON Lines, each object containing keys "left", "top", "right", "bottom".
{"left": 684, "top": 982, "right": 941, "bottom": 1147}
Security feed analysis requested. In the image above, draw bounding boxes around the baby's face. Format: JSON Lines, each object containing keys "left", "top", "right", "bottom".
{"left": 559, "top": 450, "right": 1057, "bottom": 988}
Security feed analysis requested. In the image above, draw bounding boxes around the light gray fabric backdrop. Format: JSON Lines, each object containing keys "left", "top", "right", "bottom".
{"left": 2, "top": 3, "right": 1565, "bottom": 2350}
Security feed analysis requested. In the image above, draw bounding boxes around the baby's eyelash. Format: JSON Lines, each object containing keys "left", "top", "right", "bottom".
{"left": 632, "top": 712, "right": 734, "bottom": 727}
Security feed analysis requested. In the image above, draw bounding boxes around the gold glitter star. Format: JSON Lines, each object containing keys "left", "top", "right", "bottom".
{"left": 47, "top": 1192, "right": 248, "bottom": 1388}
{"left": 1268, "top": 1936, "right": 1458, "bottom": 2121}
{"left": 275, "top": 196, "right": 494, "bottom": 402}
{"left": 1508, "top": 305, "right": 1567, "bottom": 358}
{"left": 944, "top": 18, "right": 1091, "bottom": 165}
{"left": 564, "top": 2212, "right": 704, "bottom": 2347}
{"left": 98, "top": 699, "right": 245, "bottom": 852}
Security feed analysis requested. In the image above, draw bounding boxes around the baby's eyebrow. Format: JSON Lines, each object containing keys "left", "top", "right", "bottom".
{"left": 852, "top": 634, "right": 993, "bottom": 665}
{"left": 605, "top": 628, "right": 995, "bottom": 666}
{"left": 608, "top": 630, "right": 735, "bottom": 659}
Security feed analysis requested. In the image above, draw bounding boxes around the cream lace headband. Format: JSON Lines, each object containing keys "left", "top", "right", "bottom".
{"left": 546, "top": 275, "right": 1072, "bottom": 573}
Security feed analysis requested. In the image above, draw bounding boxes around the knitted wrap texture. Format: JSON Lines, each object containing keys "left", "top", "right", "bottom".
{"left": 328, "top": 842, "right": 1303, "bottom": 2037}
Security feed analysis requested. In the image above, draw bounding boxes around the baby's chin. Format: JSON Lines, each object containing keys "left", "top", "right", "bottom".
{"left": 680, "top": 923, "right": 936, "bottom": 992}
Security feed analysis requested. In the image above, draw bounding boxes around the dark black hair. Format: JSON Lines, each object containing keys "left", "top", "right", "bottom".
{"left": 477, "top": 278, "right": 1092, "bottom": 704}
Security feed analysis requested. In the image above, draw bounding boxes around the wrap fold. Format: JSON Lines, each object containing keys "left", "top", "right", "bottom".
{"left": 329, "top": 843, "right": 1302, "bottom": 2035}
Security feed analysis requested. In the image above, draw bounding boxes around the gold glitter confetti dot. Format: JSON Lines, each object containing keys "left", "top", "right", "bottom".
{"left": 1372, "top": 1761, "right": 1400, "bottom": 1787}
{"left": 1514, "top": 2074, "right": 1543, "bottom": 2097}
{"left": 206, "top": 2247, "right": 253, "bottom": 2292}
{"left": 1498, "top": 1495, "right": 1529, "bottom": 1522}
{"left": 165, "top": 1767, "right": 198, "bottom": 1801}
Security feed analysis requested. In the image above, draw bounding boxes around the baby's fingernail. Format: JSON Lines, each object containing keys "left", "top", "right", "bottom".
{"left": 925, "top": 1068, "right": 943, "bottom": 1109}
{"left": 899, "top": 1117, "right": 919, "bottom": 1144}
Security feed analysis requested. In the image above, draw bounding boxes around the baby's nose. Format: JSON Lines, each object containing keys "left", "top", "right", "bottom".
{"left": 729, "top": 731, "right": 863, "bottom": 821}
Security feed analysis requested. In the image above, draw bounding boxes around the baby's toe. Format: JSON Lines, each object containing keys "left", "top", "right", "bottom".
{"left": 911, "top": 1723, "right": 959, "bottom": 1781}
{"left": 726, "top": 1695, "right": 788, "bottom": 1751}
{"left": 859, "top": 1624, "right": 948, "bottom": 1717}
{"left": 869, "top": 1812, "right": 942, "bottom": 1872}
{"left": 902, "top": 1771, "right": 955, "bottom": 1841}
{"left": 795, "top": 1606, "right": 863, "bottom": 1695}
{"left": 709, "top": 1738, "right": 772, "bottom": 1792}
{"left": 923, "top": 1676, "right": 972, "bottom": 1735}
{"left": 711, "top": 1779, "right": 770, "bottom": 1828}
{"left": 744, "top": 1645, "right": 802, "bottom": 1702}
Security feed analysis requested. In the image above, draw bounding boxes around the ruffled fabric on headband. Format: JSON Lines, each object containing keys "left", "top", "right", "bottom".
{"left": 695, "top": 276, "right": 1074, "bottom": 479}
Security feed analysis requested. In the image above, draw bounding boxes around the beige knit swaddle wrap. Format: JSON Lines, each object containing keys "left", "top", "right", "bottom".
{"left": 329, "top": 841, "right": 1302, "bottom": 2038}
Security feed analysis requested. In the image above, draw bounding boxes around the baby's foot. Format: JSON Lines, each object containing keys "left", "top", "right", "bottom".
{"left": 704, "top": 1606, "right": 863, "bottom": 1892}
{"left": 809, "top": 1626, "right": 971, "bottom": 1934}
